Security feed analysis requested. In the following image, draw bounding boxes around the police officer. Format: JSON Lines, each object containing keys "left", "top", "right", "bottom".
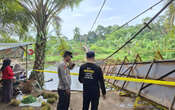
{"left": 79, "top": 51, "right": 106, "bottom": 110}
{"left": 57, "top": 51, "right": 75, "bottom": 110}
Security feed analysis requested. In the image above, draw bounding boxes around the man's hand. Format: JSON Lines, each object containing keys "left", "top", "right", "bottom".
{"left": 66, "top": 89, "right": 70, "bottom": 95}
{"left": 102, "top": 95, "right": 106, "bottom": 100}
{"left": 68, "top": 61, "right": 75, "bottom": 69}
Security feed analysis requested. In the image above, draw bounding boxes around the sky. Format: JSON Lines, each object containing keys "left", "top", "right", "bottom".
{"left": 58, "top": 0, "right": 164, "bottom": 39}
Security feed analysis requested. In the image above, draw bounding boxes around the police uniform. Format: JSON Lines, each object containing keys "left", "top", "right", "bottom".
{"left": 57, "top": 61, "right": 71, "bottom": 110}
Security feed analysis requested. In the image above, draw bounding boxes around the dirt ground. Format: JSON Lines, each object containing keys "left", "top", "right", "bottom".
{"left": 0, "top": 90, "right": 138, "bottom": 110}
{"left": 70, "top": 91, "right": 135, "bottom": 110}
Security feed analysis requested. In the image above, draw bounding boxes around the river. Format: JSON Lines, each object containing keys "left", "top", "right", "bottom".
{"left": 42, "top": 65, "right": 83, "bottom": 91}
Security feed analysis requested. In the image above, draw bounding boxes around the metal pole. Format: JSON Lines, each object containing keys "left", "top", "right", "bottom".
{"left": 169, "top": 96, "right": 175, "bottom": 110}
{"left": 113, "top": 56, "right": 127, "bottom": 85}
{"left": 26, "top": 45, "right": 28, "bottom": 78}
{"left": 119, "top": 55, "right": 139, "bottom": 91}
{"left": 114, "top": 66, "right": 132, "bottom": 85}
{"left": 107, "top": 63, "right": 118, "bottom": 82}
{"left": 141, "top": 69, "right": 175, "bottom": 91}
{"left": 137, "top": 61, "right": 154, "bottom": 96}
{"left": 106, "top": 64, "right": 112, "bottom": 76}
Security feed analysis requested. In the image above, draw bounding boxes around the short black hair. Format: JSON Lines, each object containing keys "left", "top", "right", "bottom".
{"left": 86, "top": 51, "right": 95, "bottom": 58}
{"left": 63, "top": 51, "right": 73, "bottom": 58}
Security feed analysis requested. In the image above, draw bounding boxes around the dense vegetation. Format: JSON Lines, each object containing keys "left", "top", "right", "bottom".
{"left": 43, "top": 16, "right": 175, "bottom": 62}
{"left": 1, "top": 15, "right": 175, "bottom": 63}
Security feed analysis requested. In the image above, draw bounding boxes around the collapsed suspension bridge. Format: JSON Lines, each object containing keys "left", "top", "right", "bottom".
{"left": 35, "top": 0, "right": 175, "bottom": 109}
{"left": 1, "top": 0, "right": 175, "bottom": 109}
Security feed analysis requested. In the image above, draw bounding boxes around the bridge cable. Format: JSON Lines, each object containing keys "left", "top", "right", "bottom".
{"left": 90, "top": 0, "right": 107, "bottom": 32}
{"left": 110, "top": 0, "right": 164, "bottom": 35}
{"left": 84, "top": 0, "right": 107, "bottom": 51}
{"left": 104, "top": 0, "right": 174, "bottom": 61}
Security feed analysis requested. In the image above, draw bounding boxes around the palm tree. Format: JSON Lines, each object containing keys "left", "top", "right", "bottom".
{"left": 0, "top": 0, "right": 30, "bottom": 40}
{"left": 166, "top": 1, "right": 175, "bottom": 27}
{"left": 163, "top": 0, "right": 175, "bottom": 34}
{"left": 0, "top": 0, "right": 82, "bottom": 86}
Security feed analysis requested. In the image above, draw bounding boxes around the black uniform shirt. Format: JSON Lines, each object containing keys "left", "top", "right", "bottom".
{"left": 79, "top": 62, "right": 106, "bottom": 96}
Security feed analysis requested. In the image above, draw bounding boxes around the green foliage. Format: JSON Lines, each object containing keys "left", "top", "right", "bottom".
{"left": 58, "top": 37, "right": 71, "bottom": 56}
{"left": 73, "top": 27, "right": 81, "bottom": 41}
{"left": 66, "top": 15, "right": 175, "bottom": 62}
{"left": 21, "top": 95, "right": 36, "bottom": 104}
{"left": 0, "top": 0, "right": 31, "bottom": 40}
{"left": 166, "top": 1, "right": 175, "bottom": 27}
{"left": 42, "top": 15, "right": 175, "bottom": 62}
{"left": 0, "top": 34, "right": 17, "bottom": 43}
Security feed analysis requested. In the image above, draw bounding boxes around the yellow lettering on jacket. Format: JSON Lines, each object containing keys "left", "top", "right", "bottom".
{"left": 84, "top": 69, "right": 94, "bottom": 73}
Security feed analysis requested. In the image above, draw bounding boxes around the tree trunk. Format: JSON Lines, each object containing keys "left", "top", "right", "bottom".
{"left": 30, "top": 32, "right": 46, "bottom": 87}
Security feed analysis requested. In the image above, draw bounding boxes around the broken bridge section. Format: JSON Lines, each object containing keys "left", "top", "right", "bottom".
{"left": 102, "top": 55, "right": 175, "bottom": 109}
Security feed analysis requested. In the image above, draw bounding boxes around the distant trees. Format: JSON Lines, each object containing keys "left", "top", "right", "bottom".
{"left": 70, "top": 15, "right": 175, "bottom": 61}
{"left": 86, "top": 31, "right": 97, "bottom": 43}
{"left": 73, "top": 25, "right": 113, "bottom": 44}
{"left": 73, "top": 27, "right": 81, "bottom": 41}
{"left": 0, "top": 35, "right": 17, "bottom": 43}
{"left": 95, "top": 25, "right": 106, "bottom": 40}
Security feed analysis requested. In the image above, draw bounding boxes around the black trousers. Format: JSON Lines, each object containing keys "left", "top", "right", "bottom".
{"left": 1, "top": 79, "right": 13, "bottom": 103}
{"left": 57, "top": 89, "right": 70, "bottom": 110}
{"left": 83, "top": 93, "right": 99, "bottom": 110}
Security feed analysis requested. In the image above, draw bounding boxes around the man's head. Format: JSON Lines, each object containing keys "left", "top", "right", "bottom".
{"left": 63, "top": 51, "right": 73, "bottom": 62}
{"left": 86, "top": 51, "right": 95, "bottom": 61}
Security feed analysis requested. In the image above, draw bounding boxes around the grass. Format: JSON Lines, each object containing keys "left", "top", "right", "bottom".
{"left": 45, "top": 56, "right": 62, "bottom": 62}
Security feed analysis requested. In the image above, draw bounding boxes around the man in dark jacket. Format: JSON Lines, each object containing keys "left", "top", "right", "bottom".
{"left": 79, "top": 51, "right": 106, "bottom": 110}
